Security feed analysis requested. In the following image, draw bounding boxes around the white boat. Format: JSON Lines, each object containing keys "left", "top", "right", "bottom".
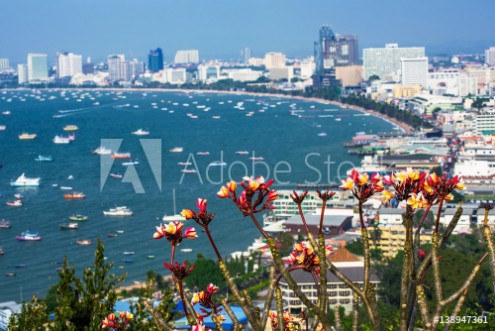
{"left": 103, "top": 206, "right": 133, "bottom": 216}
{"left": 10, "top": 173, "right": 40, "bottom": 187}
{"left": 122, "top": 160, "right": 139, "bottom": 166}
{"left": 196, "top": 151, "right": 210, "bottom": 156}
{"left": 170, "top": 147, "right": 184, "bottom": 153}
{"left": 53, "top": 135, "right": 71, "bottom": 144}
{"left": 235, "top": 151, "right": 249, "bottom": 155}
{"left": 181, "top": 169, "right": 197, "bottom": 174}
{"left": 0, "top": 125, "right": 6, "bottom": 131}
{"left": 180, "top": 248, "right": 193, "bottom": 253}
{"left": 132, "top": 128, "right": 150, "bottom": 136}
{"left": 162, "top": 189, "right": 186, "bottom": 221}
{"left": 209, "top": 161, "right": 227, "bottom": 167}
{"left": 92, "top": 146, "right": 112, "bottom": 155}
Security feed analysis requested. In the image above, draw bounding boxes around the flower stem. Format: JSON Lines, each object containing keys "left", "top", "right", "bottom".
{"left": 204, "top": 226, "right": 223, "bottom": 261}
{"left": 249, "top": 213, "right": 270, "bottom": 239}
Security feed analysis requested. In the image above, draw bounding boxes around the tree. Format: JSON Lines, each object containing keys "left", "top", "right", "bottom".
{"left": 472, "top": 97, "right": 488, "bottom": 112}
{"left": 368, "top": 75, "right": 380, "bottom": 82}
{"left": 8, "top": 296, "right": 49, "bottom": 331}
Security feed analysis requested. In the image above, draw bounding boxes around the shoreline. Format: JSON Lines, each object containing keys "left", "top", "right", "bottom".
{"left": 11, "top": 86, "right": 413, "bottom": 133}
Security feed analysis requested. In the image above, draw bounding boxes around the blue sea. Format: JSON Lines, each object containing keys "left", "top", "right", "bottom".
{"left": 0, "top": 89, "right": 395, "bottom": 302}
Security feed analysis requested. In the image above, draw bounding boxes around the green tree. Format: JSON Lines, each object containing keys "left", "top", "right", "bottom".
{"left": 8, "top": 296, "right": 49, "bottom": 331}
{"left": 184, "top": 254, "right": 225, "bottom": 291}
{"left": 52, "top": 258, "right": 78, "bottom": 331}
{"left": 472, "top": 97, "right": 488, "bottom": 112}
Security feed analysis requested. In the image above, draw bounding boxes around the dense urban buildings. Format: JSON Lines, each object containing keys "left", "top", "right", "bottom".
{"left": 0, "top": 58, "right": 9, "bottom": 72}
{"left": 148, "top": 48, "right": 164, "bottom": 72}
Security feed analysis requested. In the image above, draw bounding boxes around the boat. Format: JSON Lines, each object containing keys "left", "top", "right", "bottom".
{"left": 170, "top": 147, "right": 184, "bottom": 153}
{"left": 181, "top": 169, "right": 197, "bottom": 174}
{"left": 64, "top": 192, "right": 86, "bottom": 200}
{"left": 103, "top": 206, "right": 133, "bottom": 216}
{"left": 53, "top": 135, "right": 71, "bottom": 144}
{"left": 16, "top": 231, "right": 42, "bottom": 241}
{"left": 63, "top": 125, "right": 79, "bottom": 131}
{"left": 15, "top": 263, "right": 28, "bottom": 269}
{"left": 123, "top": 259, "right": 134, "bottom": 264}
{"left": 250, "top": 156, "right": 264, "bottom": 161}
{"left": 235, "top": 151, "right": 249, "bottom": 155}
{"left": 196, "top": 151, "right": 210, "bottom": 156}
{"left": 60, "top": 186, "right": 73, "bottom": 190}
{"left": 123, "top": 251, "right": 135, "bottom": 255}
{"left": 2, "top": 111, "right": 11, "bottom": 115}
{"left": 14, "top": 193, "right": 23, "bottom": 199}
{"left": 92, "top": 146, "right": 112, "bottom": 155}
{"left": 0, "top": 220, "right": 11, "bottom": 229}
{"left": 122, "top": 160, "right": 139, "bottom": 166}
{"left": 69, "top": 214, "right": 88, "bottom": 222}
{"left": 209, "top": 161, "right": 227, "bottom": 167}
{"left": 107, "top": 233, "right": 118, "bottom": 238}
{"left": 318, "top": 132, "right": 327, "bottom": 137}
{"left": 10, "top": 173, "right": 41, "bottom": 187}
{"left": 110, "top": 173, "right": 123, "bottom": 179}
{"left": 180, "top": 248, "right": 193, "bottom": 253}
{"left": 34, "top": 155, "right": 53, "bottom": 162}
{"left": 0, "top": 125, "right": 6, "bottom": 131}
{"left": 147, "top": 255, "right": 155, "bottom": 259}
{"left": 112, "top": 152, "right": 132, "bottom": 159}
{"left": 116, "top": 230, "right": 125, "bottom": 234}
{"left": 76, "top": 240, "right": 92, "bottom": 246}
{"left": 59, "top": 222, "right": 79, "bottom": 230}
{"left": 132, "top": 128, "right": 150, "bottom": 136}
{"left": 68, "top": 134, "right": 76, "bottom": 141}
{"left": 0, "top": 248, "right": 4, "bottom": 256}
{"left": 178, "top": 161, "right": 192, "bottom": 166}
{"left": 6, "top": 200, "right": 22, "bottom": 207}
{"left": 19, "top": 133, "right": 37, "bottom": 140}
{"left": 163, "top": 189, "right": 186, "bottom": 221}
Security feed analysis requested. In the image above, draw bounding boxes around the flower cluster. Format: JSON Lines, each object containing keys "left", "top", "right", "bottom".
{"left": 102, "top": 312, "right": 133, "bottom": 330}
{"left": 316, "top": 189, "right": 336, "bottom": 201}
{"left": 287, "top": 241, "right": 332, "bottom": 275}
{"left": 269, "top": 310, "right": 295, "bottom": 331}
{"left": 382, "top": 168, "right": 425, "bottom": 202}
{"left": 163, "top": 261, "right": 195, "bottom": 280}
{"left": 217, "top": 177, "right": 278, "bottom": 216}
{"left": 290, "top": 190, "right": 308, "bottom": 204}
{"left": 153, "top": 221, "right": 197, "bottom": 246}
{"left": 181, "top": 198, "right": 215, "bottom": 228}
{"left": 423, "top": 173, "right": 464, "bottom": 203}
{"left": 340, "top": 169, "right": 384, "bottom": 202}
{"left": 191, "top": 284, "right": 224, "bottom": 323}
{"left": 190, "top": 324, "right": 212, "bottom": 331}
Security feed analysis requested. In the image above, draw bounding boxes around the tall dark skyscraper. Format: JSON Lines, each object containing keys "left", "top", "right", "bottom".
{"left": 314, "top": 25, "right": 358, "bottom": 74}
{"left": 148, "top": 48, "right": 164, "bottom": 72}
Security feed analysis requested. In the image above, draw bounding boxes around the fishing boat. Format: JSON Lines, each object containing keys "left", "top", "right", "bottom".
{"left": 16, "top": 231, "right": 42, "bottom": 241}
{"left": 69, "top": 214, "right": 88, "bottom": 222}
{"left": 170, "top": 147, "right": 184, "bottom": 153}
{"left": 112, "top": 152, "right": 132, "bottom": 159}
{"left": 6, "top": 200, "right": 22, "bottom": 207}
{"left": 19, "top": 133, "right": 37, "bottom": 140}
{"left": 10, "top": 173, "right": 40, "bottom": 187}
{"left": 59, "top": 222, "right": 79, "bottom": 230}
{"left": 53, "top": 135, "right": 71, "bottom": 144}
{"left": 132, "top": 128, "right": 150, "bottom": 136}
{"left": 110, "top": 173, "right": 123, "bottom": 179}
{"left": 34, "top": 155, "right": 53, "bottom": 162}
{"left": 76, "top": 240, "right": 92, "bottom": 246}
{"left": 63, "top": 125, "right": 79, "bottom": 131}
{"left": 103, "top": 206, "right": 133, "bottom": 216}
{"left": 92, "top": 146, "right": 112, "bottom": 155}
{"left": 64, "top": 192, "right": 86, "bottom": 200}
{"left": 0, "top": 219, "right": 12, "bottom": 229}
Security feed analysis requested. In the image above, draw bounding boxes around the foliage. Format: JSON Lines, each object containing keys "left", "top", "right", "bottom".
{"left": 8, "top": 296, "right": 49, "bottom": 331}
{"left": 184, "top": 253, "right": 226, "bottom": 291}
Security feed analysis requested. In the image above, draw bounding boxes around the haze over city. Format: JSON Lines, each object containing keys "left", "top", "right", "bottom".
{"left": 2, "top": 0, "right": 495, "bottom": 63}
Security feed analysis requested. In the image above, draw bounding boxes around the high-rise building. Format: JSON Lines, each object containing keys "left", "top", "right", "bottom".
{"left": 363, "top": 44, "right": 425, "bottom": 80}
{"left": 0, "top": 58, "right": 9, "bottom": 72}
{"left": 107, "top": 54, "right": 131, "bottom": 82}
{"left": 17, "top": 64, "right": 28, "bottom": 84}
{"left": 57, "top": 52, "right": 83, "bottom": 78}
{"left": 400, "top": 57, "right": 428, "bottom": 87}
{"left": 27, "top": 53, "right": 49, "bottom": 82}
{"left": 314, "top": 26, "right": 359, "bottom": 73}
{"left": 129, "top": 59, "right": 145, "bottom": 79}
{"left": 241, "top": 48, "right": 251, "bottom": 63}
{"left": 197, "top": 64, "right": 220, "bottom": 82}
{"left": 264, "top": 52, "right": 286, "bottom": 69}
{"left": 83, "top": 57, "right": 94, "bottom": 75}
{"left": 148, "top": 48, "right": 163, "bottom": 72}
{"left": 174, "top": 50, "right": 199, "bottom": 65}
{"left": 485, "top": 47, "right": 495, "bottom": 66}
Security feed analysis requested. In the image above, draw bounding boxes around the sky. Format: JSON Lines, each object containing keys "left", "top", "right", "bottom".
{"left": 1, "top": 0, "right": 494, "bottom": 64}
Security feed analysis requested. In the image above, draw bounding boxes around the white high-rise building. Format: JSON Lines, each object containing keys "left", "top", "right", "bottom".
{"left": 57, "top": 52, "right": 82, "bottom": 78}
{"left": 400, "top": 57, "right": 428, "bottom": 87}
{"left": 174, "top": 50, "right": 199, "bottom": 64}
{"left": 17, "top": 64, "right": 28, "bottom": 84}
{"left": 129, "top": 59, "right": 145, "bottom": 79}
{"left": 197, "top": 64, "right": 220, "bottom": 82}
{"left": 264, "top": 52, "right": 286, "bottom": 69}
{"left": 485, "top": 47, "right": 495, "bottom": 66}
{"left": 27, "top": 53, "right": 49, "bottom": 82}
{"left": 0, "top": 58, "right": 9, "bottom": 72}
{"left": 474, "top": 109, "right": 495, "bottom": 135}
{"left": 363, "top": 44, "right": 425, "bottom": 80}
{"left": 107, "top": 54, "right": 131, "bottom": 82}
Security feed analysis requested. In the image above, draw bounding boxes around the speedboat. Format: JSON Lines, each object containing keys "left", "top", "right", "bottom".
{"left": 16, "top": 231, "right": 42, "bottom": 241}
{"left": 34, "top": 155, "right": 53, "bottom": 162}
{"left": 209, "top": 161, "right": 227, "bottom": 167}
{"left": 112, "top": 152, "right": 132, "bottom": 159}
{"left": 60, "top": 223, "right": 79, "bottom": 230}
{"left": 181, "top": 169, "right": 197, "bottom": 174}
{"left": 0, "top": 219, "right": 11, "bottom": 229}
{"left": 10, "top": 173, "right": 40, "bottom": 187}
{"left": 19, "top": 133, "right": 37, "bottom": 140}
{"left": 76, "top": 240, "right": 92, "bottom": 246}
{"left": 0, "top": 125, "right": 6, "bottom": 131}
{"left": 170, "top": 147, "right": 184, "bottom": 153}
{"left": 64, "top": 192, "right": 86, "bottom": 200}
{"left": 178, "top": 161, "right": 192, "bottom": 166}
{"left": 6, "top": 200, "right": 22, "bottom": 207}
{"left": 132, "top": 128, "right": 150, "bottom": 136}
{"left": 249, "top": 156, "right": 264, "bottom": 161}
{"left": 110, "top": 173, "right": 123, "bottom": 179}
{"left": 69, "top": 215, "right": 88, "bottom": 222}
{"left": 196, "top": 151, "right": 210, "bottom": 156}
{"left": 122, "top": 160, "right": 139, "bottom": 166}
{"left": 53, "top": 135, "right": 71, "bottom": 144}
{"left": 63, "top": 125, "right": 79, "bottom": 131}
{"left": 92, "top": 146, "right": 112, "bottom": 155}
{"left": 103, "top": 206, "right": 133, "bottom": 216}
{"left": 123, "top": 251, "right": 135, "bottom": 255}
{"left": 236, "top": 151, "right": 249, "bottom": 155}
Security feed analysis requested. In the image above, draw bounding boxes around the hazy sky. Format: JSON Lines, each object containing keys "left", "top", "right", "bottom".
{"left": 1, "top": 0, "right": 494, "bottom": 64}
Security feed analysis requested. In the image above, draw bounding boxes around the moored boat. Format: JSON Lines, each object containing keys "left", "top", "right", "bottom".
{"left": 60, "top": 222, "right": 79, "bottom": 230}
{"left": 10, "top": 173, "right": 40, "bottom": 187}
{"left": 123, "top": 251, "right": 135, "bottom": 255}
{"left": 132, "top": 128, "right": 150, "bottom": 135}
{"left": 110, "top": 173, "right": 123, "bottom": 179}
{"left": 64, "top": 192, "right": 86, "bottom": 200}
{"left": 34, "top": 155, "right": 54, "bottom": 162}
{"left": 53, "top": 135, "right": 71, "bottom": 144}
{"left": 0, "top": 219, "right": 12, "bottom": 229}
{"left": 235, "top": 151, "right": 249, "bottom": 155}
{"left": 112, "top": 152, "right": 132, "bottom": 159}
{"left": 69, "top": 214, "right": 88, "bottom": 222}
{"left": 16, "top": 231, "right": 42, "bottom": 241}
{"left": 76, "top": 240, "right": 92, "bottom": 245}
{"left": 19, "top": 133, "right": 37, "bottom": 140}
{"left": 122, "top": 160, "right": 139, "bottom": 166}
{"left": 181, "top": 169, "right": 197, "bottom": 174}
{"left": 170, "top": 147, "right": 184, "bottom": 153}
{"left": 103, "top": 206, "right": 133, "bottom": 216}
{"left": 196, "top": 151, "right": 210, "bottom": 156}
{"left": 6, "top": 200, "right": 22, "bottom": 207}
{"left": 92, "top": 146, "right": 112, "bottom": 155}
{"left": 63, "top": 125, "right": 79, "bottom": 131}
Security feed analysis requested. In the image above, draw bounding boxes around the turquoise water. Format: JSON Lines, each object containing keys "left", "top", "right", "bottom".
{"left": 0, "top": 89, "right": 395, "bottom": 302}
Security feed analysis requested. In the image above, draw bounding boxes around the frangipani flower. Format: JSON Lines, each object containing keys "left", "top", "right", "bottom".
{"left": 182, "top": 198, "right": 215, "bottom": 228}
{"left": 422, "top": 173, "right": 465, "bottom": 203}
{"left": 340, "top": 169, "right": 384, "bottom": 202}
{"left": 102, "top": 311, "right": 133, "bottom": 329}
{"left": 163, "top": 261, "right": 194, "bottom": 280}
{"left": 153, "top": 221, "right": 197, "bottom": 246}
{"left": 191, "top": 283, "right": 223, "bottom": 321}
{"left": 407, "top": 193, "right": 428, "bottom": 209}
{"left": 287, "top": 241, "right": 332, "bottom": 275}
{"left": 383, "top": 168, "right": 425, "bottom": 201}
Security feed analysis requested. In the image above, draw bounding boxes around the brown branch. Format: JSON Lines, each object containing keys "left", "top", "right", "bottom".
{"left": 275, "top": 288, "right": 284, "bottom": 331}
{"left": 352, "top": 293, "right": 359, "bottom": 331}
{"left": 431, "top": 233, "right": 443, "bottom": 303}
{"left": 482, "top": 210, "right": 495, "bottom": 295}
{"left": 222, "top": 299, "right": 243, "bottom": 331}
{"left": 260, "top": 266, "right": 276, "bottom": 330}
{"left": 141, "top": 299, "right": 174, "bottom": 331}
{"left": 400, "top": 206, "right": 414, "bottom": 331}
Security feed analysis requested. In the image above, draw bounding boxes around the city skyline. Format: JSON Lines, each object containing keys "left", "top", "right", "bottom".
{"left": 1, "top": 0, "right": 494, "bottom": 64}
